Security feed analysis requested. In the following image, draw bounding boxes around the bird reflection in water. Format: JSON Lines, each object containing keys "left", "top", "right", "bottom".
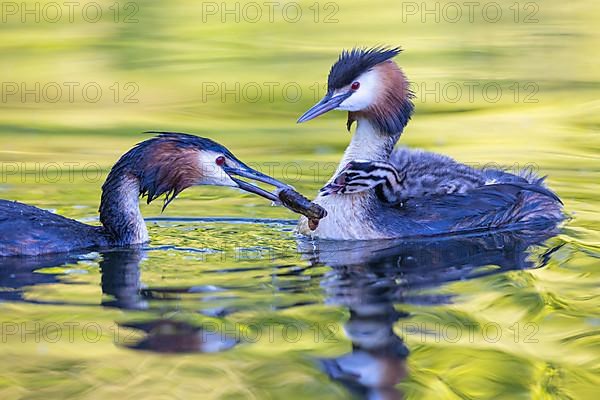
{"left": 117, "top": 319, "right": 238, "bottom": 353}
{"left": 320, "top": 292, "right": 409, "bottom": 400}
{"left": 299, "top": 229, "right": 560, "bottom": 399}
{"left": 0, "top": 228, "right": 560, "bottom": 396}
{"left": 99, "top": 247, "right": 239, "bottom": 353}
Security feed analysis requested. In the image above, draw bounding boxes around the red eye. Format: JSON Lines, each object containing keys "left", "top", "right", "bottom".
{"left": 351, "top": 81, "right": 360, "bottom": 91}
{"left": 215, "top": 156, "right": 225, "bottom": 166}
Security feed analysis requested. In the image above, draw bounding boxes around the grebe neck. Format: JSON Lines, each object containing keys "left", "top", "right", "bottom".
{"left": 99, "top": 169, "right": 149, "bottom": 246}
{"left": 333, "top": 117, "right": 399, "bottom": 177}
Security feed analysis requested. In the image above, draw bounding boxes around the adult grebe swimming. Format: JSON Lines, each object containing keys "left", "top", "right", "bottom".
{"left": 296, "top": 47, "right": 563, "bottom": 239}
{"left": 0, "top": 132, "right": 297, "bottom": 256}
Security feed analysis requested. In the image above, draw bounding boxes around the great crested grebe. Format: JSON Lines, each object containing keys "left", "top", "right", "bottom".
{"left": 296, "top": 47, "right": 564, "bottom": 240}
{"left": 0, "top": 132, "right": 293, "bottom": 257}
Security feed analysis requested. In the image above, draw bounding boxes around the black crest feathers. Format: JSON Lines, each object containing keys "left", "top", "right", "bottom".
{"left": 328, "top": 46, "right": 402, "bottom": 90}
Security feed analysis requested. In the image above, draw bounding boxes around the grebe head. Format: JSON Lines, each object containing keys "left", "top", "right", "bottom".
{"left": 104, "top": 132, "right": 289, "bottom": 211}
{"left": 297, "top": 46, "right": 414, "bottom": 136}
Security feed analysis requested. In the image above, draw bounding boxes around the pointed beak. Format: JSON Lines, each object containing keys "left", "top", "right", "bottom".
{"left": 297, "top": 91, "right": 353, "bottom": 123}
{"left": 223, "top": 165, "right": 291, "bottom": 202}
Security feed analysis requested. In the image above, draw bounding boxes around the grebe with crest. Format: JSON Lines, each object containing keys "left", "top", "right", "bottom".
{"left": 296, "top": 47, "right": 563, "bottom": 240}
{"left": 0, "top": 132, "right": 298, "bottom": 256}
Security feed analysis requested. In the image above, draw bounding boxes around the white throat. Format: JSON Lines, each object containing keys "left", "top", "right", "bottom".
{"left": 333, "top": 117, "right": 396, "bottom": 178}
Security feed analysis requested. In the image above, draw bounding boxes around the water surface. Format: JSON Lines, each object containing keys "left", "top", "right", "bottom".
{"left": 0, "top": 0, "right": 599, "bottom": 398}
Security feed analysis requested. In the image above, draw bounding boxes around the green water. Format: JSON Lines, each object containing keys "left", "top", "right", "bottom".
{"left": 1, "top": 0, "right": 599, "bottom": 398}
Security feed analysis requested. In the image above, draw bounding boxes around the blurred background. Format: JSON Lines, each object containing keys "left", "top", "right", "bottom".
{"left": 0, "top": 0, "right": 599, "bottom": 399}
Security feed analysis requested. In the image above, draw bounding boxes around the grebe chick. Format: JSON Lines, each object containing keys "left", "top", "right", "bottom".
{"left": 0, "top": 132, "right": 291, "bottom": 256}
{"left": 320, "top": 149, "right": 558, "bottom": 206}
{"left": 296, "top": 47, "right": 563, "bottom": 240}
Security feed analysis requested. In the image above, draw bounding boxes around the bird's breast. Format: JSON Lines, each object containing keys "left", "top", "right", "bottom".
{"left": 297, "top": 192, "right": 389, "bottom": 240}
